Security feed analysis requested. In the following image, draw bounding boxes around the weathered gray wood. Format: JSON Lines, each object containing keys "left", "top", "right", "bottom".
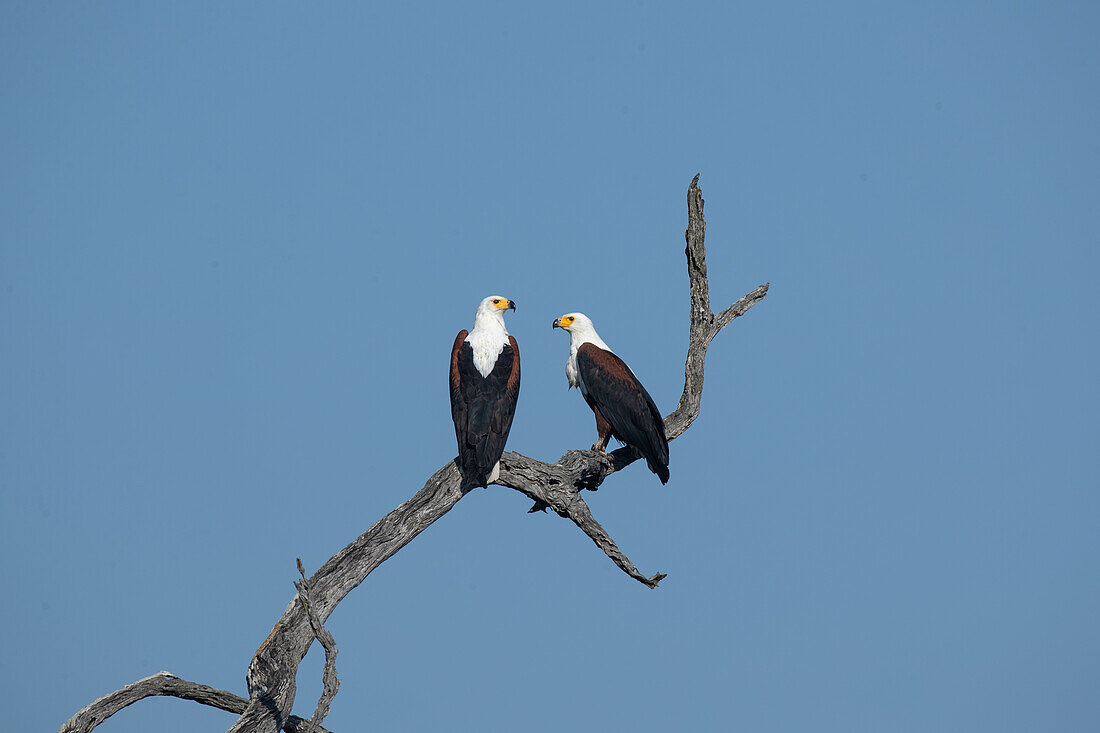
{"left": 57, "top": 671, "right": 329, "bottom": 733}
{"left": 295, "top": 559, "right": 339, "bottom": 731}
{"left": 57, "top": 175, "right": 768, "bottom": 733}
{"left": 234, "top": 462, "right": 467, "bottom": 733}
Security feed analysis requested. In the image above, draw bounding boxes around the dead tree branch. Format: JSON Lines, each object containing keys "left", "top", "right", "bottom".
{"left": 295, "top": 559, "right": 340, "bottom": 731}
{"left": 57, "top": 671, "right": 329, "bottom": 733}
{"left": 58, "top": 175, "right": 767, "bottom": 733}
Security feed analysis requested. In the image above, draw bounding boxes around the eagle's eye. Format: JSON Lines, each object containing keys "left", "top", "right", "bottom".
{"left": 492, "top": 299, "right": 501, "bottom": 305}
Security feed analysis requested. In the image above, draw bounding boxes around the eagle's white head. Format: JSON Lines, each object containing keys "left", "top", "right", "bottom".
{"left": 553, "top": 312, "right": 595, "bottom": 338}
{"left": 552, "top": 312, "right": 611, "bottom": 351}
{"left": 473, "top": 295, "right": 516, "bottom": 331}
{"left": 553, "top": 312, "right": 611, "bottom": 389}
{"left": 466, "top": 295, "right": 516, "bottom": 377}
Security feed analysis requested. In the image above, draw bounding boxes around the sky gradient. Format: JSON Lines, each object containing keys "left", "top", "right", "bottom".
{"left": 2, "top": 2, "right": 1098, "bottom": 731}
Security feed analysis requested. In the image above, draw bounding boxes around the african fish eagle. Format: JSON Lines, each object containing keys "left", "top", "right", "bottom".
{"left": 552, "top": 312, "right": 670, "bottom": 484}
{"left": 450, "top": 296, "right": 520, "bottom": 488}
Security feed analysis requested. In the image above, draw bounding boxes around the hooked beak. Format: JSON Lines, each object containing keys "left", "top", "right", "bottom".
{"left": 507, "top": 299, "right": 516, "bottom": 312}
{"left": 552, "top": 318, "right": 561, "bottom": 328}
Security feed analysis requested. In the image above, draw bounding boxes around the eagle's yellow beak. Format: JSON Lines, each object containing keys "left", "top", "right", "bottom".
{"left": 553, "top": 315, "right": 573, "bottom": 328}
{"left": 497, "top": 298, "right": 516, "bottom": 311}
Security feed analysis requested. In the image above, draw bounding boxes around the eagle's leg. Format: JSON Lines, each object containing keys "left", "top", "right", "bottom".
{"left": 592, "top": 408, "right": 613, "bottom": 453}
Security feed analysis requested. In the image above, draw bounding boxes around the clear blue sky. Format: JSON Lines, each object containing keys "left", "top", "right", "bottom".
{"left": 2, "top": 3, "right": 1097, "bottom": 731}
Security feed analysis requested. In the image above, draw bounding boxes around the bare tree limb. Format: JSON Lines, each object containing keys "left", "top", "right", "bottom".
{"left": 58, "top": 175, "right": 767, "bottom": 733}
{"left": 561, "top": 488, "right": 667, "bottom": 588}
{"left": 714, "top": 285, "right": 769, "bottom": 332}
{"left": 295, "top": 559, "right": 340, "bottom": 731}
{"left": 229, "top": 463, "right": 467, "bottom": 732}
{"left": 57, "top": 671, "right": 329, "bottom": 733}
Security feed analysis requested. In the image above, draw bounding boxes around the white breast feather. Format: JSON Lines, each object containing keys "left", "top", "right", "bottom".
{"left": 466, "top": 328, "right": 507, "bottom": 378}
{"left": 562, "top": 315, "right": 612, "bottom": 396}
{"left": 566, "top": 350, "right": 585, "bottom": 392}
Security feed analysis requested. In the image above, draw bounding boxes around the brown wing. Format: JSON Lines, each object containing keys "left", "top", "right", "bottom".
{"left": 449, "top": 330, "right": 469, "bottom": 455}
{"left": 495, "top": 335, "right": 520, "bottom": 442}
{"left": 577, "top": 342, "right": 669, "bottom": 483}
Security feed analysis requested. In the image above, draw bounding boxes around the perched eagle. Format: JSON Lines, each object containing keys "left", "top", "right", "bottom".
{"left": 450, "top": 296, "right": 520, "bottom": 488}
{"left": 553, "top": 312, "right": 669, "bottom": 484}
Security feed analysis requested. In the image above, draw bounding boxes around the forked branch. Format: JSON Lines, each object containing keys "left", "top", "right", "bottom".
{"left": 295, "top": 559, "right": 340, "bottom": 730}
